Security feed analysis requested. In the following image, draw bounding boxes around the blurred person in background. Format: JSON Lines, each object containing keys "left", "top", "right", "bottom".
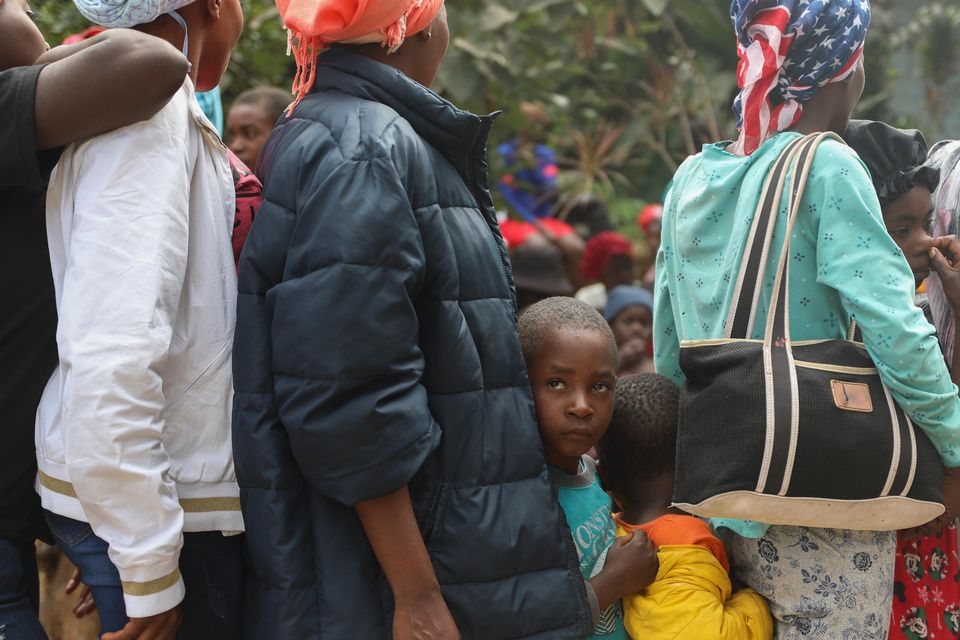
{"left": 226, "top": 86, "right": 290, "bottom": 171}
{"left": 576, "top": 230, "right": 636, "bottom": 310}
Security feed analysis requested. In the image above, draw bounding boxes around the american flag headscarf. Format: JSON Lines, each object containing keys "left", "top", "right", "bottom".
{"left": 730, "top": 0, "right": 871, "bottom": 156}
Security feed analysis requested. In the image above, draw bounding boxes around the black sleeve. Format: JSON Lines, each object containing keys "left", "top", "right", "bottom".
{"left": 0, "top": 65, "right": 54, "bottom": 190}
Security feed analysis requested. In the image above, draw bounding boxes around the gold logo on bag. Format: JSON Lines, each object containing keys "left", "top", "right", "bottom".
{"left": 831, "top": 380, "right": 873, "bottom": 413}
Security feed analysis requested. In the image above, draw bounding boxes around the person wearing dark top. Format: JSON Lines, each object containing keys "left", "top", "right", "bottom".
{"left": 0, "top": 1, "right": 188, "bottom": 636}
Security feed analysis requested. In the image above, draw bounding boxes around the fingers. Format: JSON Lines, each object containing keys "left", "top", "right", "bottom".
{"left": 73, "top": 585, "right": 96, "bottom": 619}
{"left": 65, "top": 568, "right": 81, "bottom": 595}
{"left": 933, "top": 235, "right": 960, "bottom": 259}
{"left": 931, "top": 236, "right": 960, "bottom": 269}
{"left": 102, "top": 621, "right": 139, "bottom": 640}
{"left": 615, "top": 531, "right": 635, "bottom": 546}
{"left": 930, "top": 247, "right": 955, "bottom": 276}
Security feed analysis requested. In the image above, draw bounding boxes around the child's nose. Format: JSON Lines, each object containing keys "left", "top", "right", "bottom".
{"left": 567, "top": 393, "right": 594, "bottom": 419}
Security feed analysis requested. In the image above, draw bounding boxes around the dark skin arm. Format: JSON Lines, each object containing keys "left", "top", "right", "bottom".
{"left": 901, "top": 235, "right": 960, "bottom": 540}
{"left": 33, "top": 29, "right": 188, "bottom": 150}
{"left": 356, "top": 486, "right": 460, "bottom": 640}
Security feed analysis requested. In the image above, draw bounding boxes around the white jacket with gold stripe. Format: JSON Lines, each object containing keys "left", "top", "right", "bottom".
{"left": 35, "top": 78, "right": 243, "bottom": 619}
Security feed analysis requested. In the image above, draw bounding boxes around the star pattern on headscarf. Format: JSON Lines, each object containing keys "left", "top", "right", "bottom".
{"left": 730, "top": 0, "right": 871, "bottom": 154}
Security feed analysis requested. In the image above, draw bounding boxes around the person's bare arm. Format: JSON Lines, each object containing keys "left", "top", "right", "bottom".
{"left": 33, "top": 29, "right": 188, "bottom": 150}
{"left": 929, "top": 236, "right": 960, "bottom": 388}
{"left": 356, "top": 486, "right": 460, "bottom": 640}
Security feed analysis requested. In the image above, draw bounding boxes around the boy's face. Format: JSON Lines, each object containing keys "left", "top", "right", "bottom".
{"left": 227, "top": 102, "right": 273, "bottom": 170}
{"left": 528, "top": 328, "right": 617, "bottom": 474}
{"left": 882, "top": 185, "right": 935, "bottom": 289}
{"left": 610, "top": 304, "right": 652, "bottom": 347}
{"left": 0, "top": 0, "right": 49, "bottom": 70}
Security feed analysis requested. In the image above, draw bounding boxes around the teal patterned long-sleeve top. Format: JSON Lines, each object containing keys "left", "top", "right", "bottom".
{"left": 653, "top": 132, "right": 960, "bottom": 539}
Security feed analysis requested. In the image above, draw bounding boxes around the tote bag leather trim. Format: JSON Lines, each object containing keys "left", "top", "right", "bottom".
{"left": 681, "top": 338, "right": 868, "bottom": 348}
{"left": 673, "top": 491, "right": 944, "bottom": 531}
{"left": 881, "top": 384, "right": 903, "bottom": 496}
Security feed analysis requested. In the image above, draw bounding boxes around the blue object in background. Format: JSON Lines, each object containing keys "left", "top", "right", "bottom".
{"left": 197, "top": 86, "right": 224, "bottom": 136}
{"left": 497, "top": 139, "right": 559, "bottom": 221}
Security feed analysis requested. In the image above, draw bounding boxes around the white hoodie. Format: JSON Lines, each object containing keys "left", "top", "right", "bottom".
{"left": 36, "top": 79, "right": 242, "bottom": 618}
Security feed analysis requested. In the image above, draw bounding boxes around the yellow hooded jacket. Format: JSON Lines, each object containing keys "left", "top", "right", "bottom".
{"left": 617, "top": 525, "right": 772, "bottom": 639}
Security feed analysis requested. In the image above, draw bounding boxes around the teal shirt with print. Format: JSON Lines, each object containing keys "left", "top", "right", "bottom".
{"left": 550, "top": 456, "right": 629, "bottom": 640}
{"left": 653, "top": 132, "right": 960, "bottom": 539}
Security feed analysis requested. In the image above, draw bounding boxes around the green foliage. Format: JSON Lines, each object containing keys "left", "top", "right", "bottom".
{"left": 32, "top": 0, "right": 293, "bottom": 105}
{"left": 899, "top": 2, "right": 960, "bottom": 138}
{"left": 30, "top": 0, "right": 942, "bottom": 228}
{"left": 437, "top": 0, "right": 738, "bottom": 208}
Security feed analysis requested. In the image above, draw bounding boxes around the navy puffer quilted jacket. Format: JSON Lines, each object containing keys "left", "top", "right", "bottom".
{"left": 232, "top": 48, "right": 591, "bottom": 639}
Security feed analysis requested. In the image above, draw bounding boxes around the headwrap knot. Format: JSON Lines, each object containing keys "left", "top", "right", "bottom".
{"left": 730, "top": 0, "right": 871, "bottom": 156}
{"left": 276, "top": 0, "right": 446, "bottom": 113}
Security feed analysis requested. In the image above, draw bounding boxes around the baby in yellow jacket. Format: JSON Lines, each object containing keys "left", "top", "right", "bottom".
{"left": 596, "top": 374, "right": 773, "bottom": 640}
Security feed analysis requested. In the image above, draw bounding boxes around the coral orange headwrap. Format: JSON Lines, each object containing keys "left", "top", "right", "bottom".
{"left": 277, "top": 0, "right": 445, "bottom": 112}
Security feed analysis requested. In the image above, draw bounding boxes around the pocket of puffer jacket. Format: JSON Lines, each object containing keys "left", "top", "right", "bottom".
{"left": 422, "top": 482, "right": 449, "bottom": 547}
{"left": 410, "top": 456, "right": 447, "bottom": 547}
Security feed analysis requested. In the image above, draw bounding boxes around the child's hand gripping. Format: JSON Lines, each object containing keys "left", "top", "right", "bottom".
{"left": 590, "top": 531, "right": 659, "bottom": 611}
{"left": 930, "top": 235, "right": 960, "bottom": 312}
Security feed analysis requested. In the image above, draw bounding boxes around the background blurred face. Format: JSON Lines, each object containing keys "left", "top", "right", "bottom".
{"left": 227, "top": 102, "right": 273, "bottom": 169}
{"left": 610, "top": 305, "right": 652, "bottom": 347}
{"left": 882, "top": 185, "right": 936, "bottom": 289}
{"left": 0, "top": 0, "right": 48, "bottom": 70}
{"left": 196, "top": 0, "right": 243, "bottom": 92}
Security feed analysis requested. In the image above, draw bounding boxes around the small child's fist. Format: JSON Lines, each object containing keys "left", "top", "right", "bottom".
{"left": 602, "top": 531, "right": 660, "bottom": 598}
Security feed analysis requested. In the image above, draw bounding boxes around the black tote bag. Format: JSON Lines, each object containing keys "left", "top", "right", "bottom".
{"left": 672, "top": 132, "right": 944, "bottom": 531}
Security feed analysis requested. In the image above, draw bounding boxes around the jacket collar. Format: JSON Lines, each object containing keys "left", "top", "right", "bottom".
{"left": 309, "top": 48, "right": 498, "bottom": 180}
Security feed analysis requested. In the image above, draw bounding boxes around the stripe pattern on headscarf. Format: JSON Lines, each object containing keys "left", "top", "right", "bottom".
{"left": 276, "top": 0, "right": 445, "bottom": 113}
{"left": 730, "top": 0, "right": 870, "bottom": 156}
{"left": 73, "top": 0, "right": 195, "bottom": 28}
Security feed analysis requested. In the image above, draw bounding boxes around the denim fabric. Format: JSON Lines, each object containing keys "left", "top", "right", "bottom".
{"left": 44, "top": 512, "right": 126, "bottom": 636}
{"left": 0, "top": 539, "right": 48, "bottom": 640}
{"left": 44, "top": 512, "right": 243, "bottom": 639}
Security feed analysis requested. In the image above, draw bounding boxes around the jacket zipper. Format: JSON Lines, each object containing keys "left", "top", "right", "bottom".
{"left": 465, "top": 161, "right": 518, "bottom": 316}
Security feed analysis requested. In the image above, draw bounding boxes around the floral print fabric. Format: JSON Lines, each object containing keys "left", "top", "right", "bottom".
{"left": 891, "top": 523, "right": 960, "bottom": 639}
{"left": 719, "top": 525, "right": 896, "bottom": 639}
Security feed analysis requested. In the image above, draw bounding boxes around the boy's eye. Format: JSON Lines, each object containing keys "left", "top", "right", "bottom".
{"left": 891, "top": 227, "right": 909, "bottom": 238}
{"left": 592, "top": 383, "right": 611, "bottom": 393}
{"left": 546, "top": 379, "right": 565, "bottom": 390}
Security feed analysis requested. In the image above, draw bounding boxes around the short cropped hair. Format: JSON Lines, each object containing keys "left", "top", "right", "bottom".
{"left": 518, "top": 296, "right": 617, "bottom": 364}
{"left": 598, "top": 374, "right": 680, "bottom": 497}
{"left": 232, "top": 87, "right": 292, "bottom": 124}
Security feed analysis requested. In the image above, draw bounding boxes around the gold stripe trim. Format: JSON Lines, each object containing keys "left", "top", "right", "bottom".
{"left": 180, "top": 497, "right": 241, "bottom": 513}
{"left": 39, "top": 471, "right": 78, "bottom": 498}
{"left": 122, "top": 568, "right": 182, "bottom": 597}
{"left": 39, "top": 473, "right": 240, "bottom": 512}
{"left": 793, "top": 360, "right": 877, "bottom": 375}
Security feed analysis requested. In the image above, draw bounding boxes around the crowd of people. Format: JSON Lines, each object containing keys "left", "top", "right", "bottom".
{"left": 4, "top": 0, "right": 960, "bottom": 638}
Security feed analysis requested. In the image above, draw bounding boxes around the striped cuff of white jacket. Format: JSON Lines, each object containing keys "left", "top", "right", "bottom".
{"left": 120, "top": 567, "right": 186, "bottom": 618}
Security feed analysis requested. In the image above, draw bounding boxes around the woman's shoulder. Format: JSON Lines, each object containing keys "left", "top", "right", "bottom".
{"left": 288, "top": 92, "right": 424, "bottom": 162}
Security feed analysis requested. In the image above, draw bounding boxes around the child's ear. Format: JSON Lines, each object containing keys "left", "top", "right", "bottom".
{"left": 205, "top": 0, "right": 222, "bottom": 21}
